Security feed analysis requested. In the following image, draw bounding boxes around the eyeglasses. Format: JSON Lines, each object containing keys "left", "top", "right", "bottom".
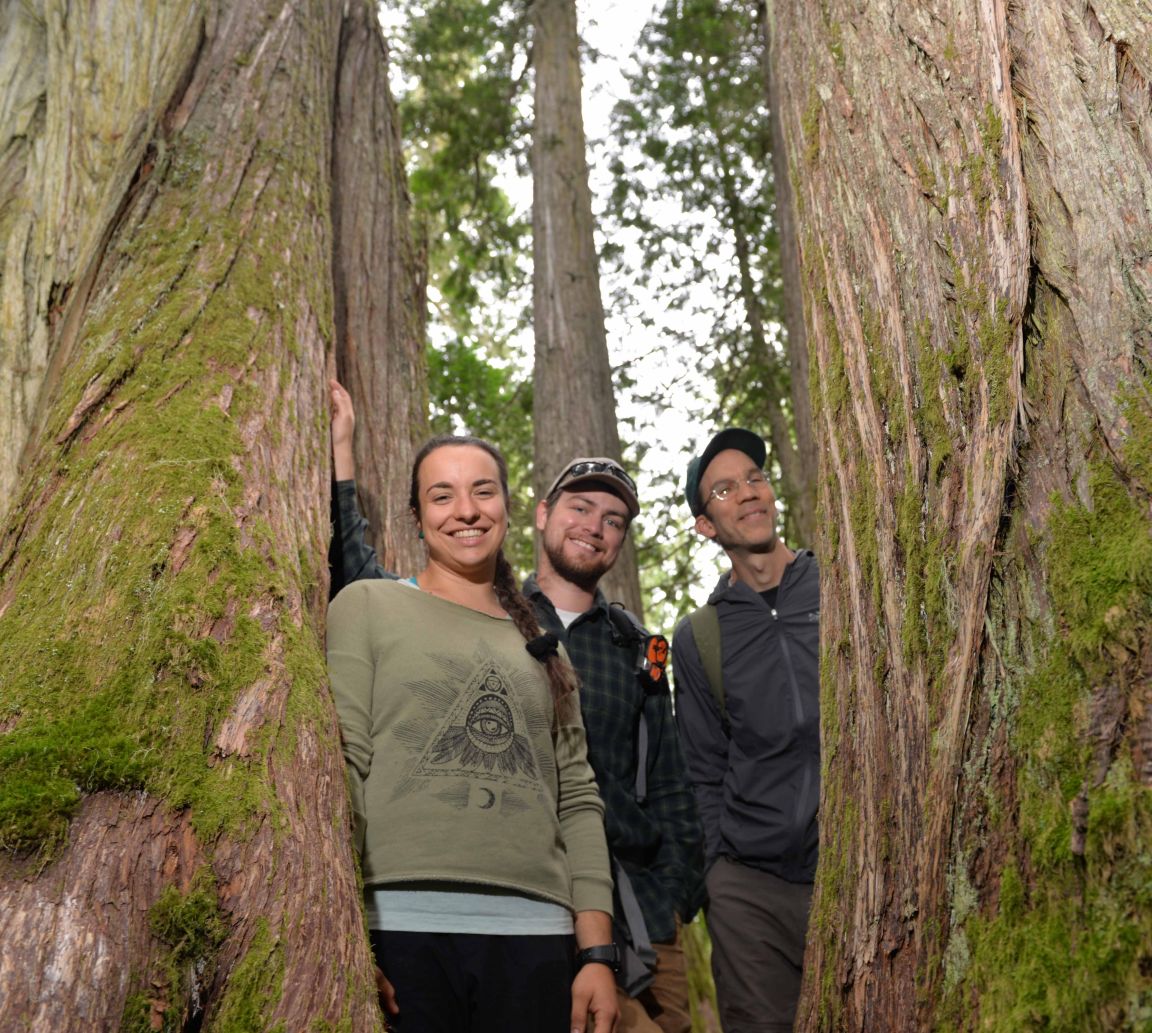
{"left": 706, "top": 472, "right": 768, "bottom": 504}
{"left": 560, "top": 460, "right": 638, "bottom": 496}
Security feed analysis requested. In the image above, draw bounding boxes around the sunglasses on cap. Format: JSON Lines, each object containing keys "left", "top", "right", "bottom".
{"left": 546, "top": 457, "right": 641, "bottom": 518}
{"left": 558, "top": 460, "right": 637, "bottom": 496}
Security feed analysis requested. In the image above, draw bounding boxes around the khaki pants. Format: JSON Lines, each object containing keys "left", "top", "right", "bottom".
{"left": 705, "top": 857, "right": 812, "bottom": 1033}
{"left": 616, "top": 929, "right": 692, "bottom": 1033}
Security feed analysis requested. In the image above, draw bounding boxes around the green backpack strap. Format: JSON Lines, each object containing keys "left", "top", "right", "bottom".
{"left": 687, "top": 604, "right": 728, "bottom": 735}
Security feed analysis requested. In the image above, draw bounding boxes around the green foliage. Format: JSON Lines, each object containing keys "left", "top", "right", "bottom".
{"left": 427, "top": 339, "right": 535, "bottom": 572}
{"left": 384, "top": 0, "right": 791, "bottom": 627}
{"left": 632, "top": 459, "right": 719, "bottom": 626}
{"left": 606, "top": 1, "right": 783, "bottom": 403}
{"left": 383, "top": 0, "right": 538, "bottom": 571}
{"left": 604, "top": 0, "right": 799, "bottom": 557}
{"left": 386, "top": 0, "right": 532, "bottom": 351}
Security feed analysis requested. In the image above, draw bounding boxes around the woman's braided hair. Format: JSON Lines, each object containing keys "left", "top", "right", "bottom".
{"left": 410, "top": 435, "right": 580, "bottom": 718}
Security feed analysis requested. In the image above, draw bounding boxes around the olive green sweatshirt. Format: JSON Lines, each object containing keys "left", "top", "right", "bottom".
{"left": 327, "top": 579, "right": 613, "bottom": 915}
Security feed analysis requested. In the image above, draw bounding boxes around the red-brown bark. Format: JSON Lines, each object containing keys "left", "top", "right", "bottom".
{"left": 332, "top": 0, "right": 428, "bottom": 577}
{"left": 757, "top": 0, "right": 817, "bottom": 546}
{"left": 0, "top": 1, "right": 421, "bottom": 1027}
{"left": 771, "top": 0, "right": 1151, "bottom": 1028}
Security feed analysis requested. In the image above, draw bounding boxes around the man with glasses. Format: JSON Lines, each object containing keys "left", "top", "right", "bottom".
{"left": 672, "top": 429, "right": 820, "bottom": 1033}
{"left": 328, "top": 383, "right": 704, "bottom": 1033}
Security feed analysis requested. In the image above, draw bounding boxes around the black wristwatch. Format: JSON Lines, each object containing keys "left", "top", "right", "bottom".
{"left": 575, "top": 943, "right": 621, "bottom": 973}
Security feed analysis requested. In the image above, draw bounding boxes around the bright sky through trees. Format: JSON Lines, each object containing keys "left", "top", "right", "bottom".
{"left": 580, "top": 0, "right": 728, "bottom": 608}
{"left": 379, "top": 0, "right": 733, "bottom": 613}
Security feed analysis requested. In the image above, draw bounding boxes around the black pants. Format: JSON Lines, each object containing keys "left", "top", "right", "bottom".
{"left": 370, "top": 930, "right": 576, "bottom": 1033}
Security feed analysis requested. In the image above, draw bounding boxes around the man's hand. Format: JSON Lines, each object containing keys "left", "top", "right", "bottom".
{"left": 570, "top": 959, "right": 617, "bottom": 1033}
{"left": 375, "top": 964, "right": 399, "bottom": 1018}
{"left": 330, "top": 378, "right": 356, "bottom": 481}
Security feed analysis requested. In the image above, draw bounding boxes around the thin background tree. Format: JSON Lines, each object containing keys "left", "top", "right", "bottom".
{"left": 531, "top": 0, "right": 644, "bottom": 615}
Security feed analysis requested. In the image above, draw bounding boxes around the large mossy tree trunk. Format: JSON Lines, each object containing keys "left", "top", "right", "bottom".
{"left": 530, "top": 0, "right": 643, "bottom": 615}
{"left": 0, "top": 1, "right": 423, "bottom": 1028}
{"left": 770, "top": 0, "right": 1152, "bottom": 1028}
{"left": 0, "top": 0, "right": 208, "bottom": 523}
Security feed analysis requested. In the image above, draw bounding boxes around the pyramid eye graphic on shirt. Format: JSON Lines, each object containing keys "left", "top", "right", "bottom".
{"left": 411, "top": 655, "right": 541, "bottom": 787}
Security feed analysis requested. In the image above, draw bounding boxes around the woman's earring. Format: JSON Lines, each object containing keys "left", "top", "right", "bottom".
{"left": 418, "top": 530, "right": 424, "bottom": 540}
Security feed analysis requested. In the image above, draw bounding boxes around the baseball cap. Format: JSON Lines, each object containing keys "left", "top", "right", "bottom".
{"left": 546, "top": 457, "right": 640, "bottom": 519}
{"left": 684, "top": 429, "right": 767, "bottom": 516}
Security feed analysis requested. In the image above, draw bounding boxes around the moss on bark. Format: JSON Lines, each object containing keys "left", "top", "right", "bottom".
{"left": 0, "top": 3, "right": 391, "bottom": 1029}
{"left": 940, "top": 406, "right": 1152, "bottom": 1031}
{"left": 0, "top": 123, "right": 333, "bottom": 855}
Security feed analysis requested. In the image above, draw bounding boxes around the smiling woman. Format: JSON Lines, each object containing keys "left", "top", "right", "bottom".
{"left": 409, "top": 439, "right": 512, "bottom": 611}
{"left": 326, "top": 434, "right": 620, "bottom": 1033}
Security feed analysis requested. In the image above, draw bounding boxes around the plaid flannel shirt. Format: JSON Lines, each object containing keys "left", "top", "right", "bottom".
{"left": 524, "top": 575, "right": 704, "bottom": 943}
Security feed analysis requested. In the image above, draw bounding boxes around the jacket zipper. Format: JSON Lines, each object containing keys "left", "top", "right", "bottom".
{"left": 775, "top": 560, "right": 817, "bottom": 868}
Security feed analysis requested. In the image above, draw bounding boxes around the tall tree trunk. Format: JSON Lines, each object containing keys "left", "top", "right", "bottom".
{"left": 0, "top": 1, "right": 422, "bottom": 1027}
{"left": 713, "top": 136, "right": 811, "bottom": 547}
{"left": 332, "top": 1, "right": 428, "bottom": 578}
{"left": 530, "top": 0, "right": 642, "bottom": 615}
{"left": 0, "top": 1, "right": 207, "bottom": 522}
{"left": 756, "top": 0, "right": 817, "bottom": 547}
{"left": 770, "top": 0, "right": 1152, "bottom": 1029}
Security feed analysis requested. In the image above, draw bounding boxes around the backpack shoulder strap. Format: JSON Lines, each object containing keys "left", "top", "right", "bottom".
{"left": 606, "top": 603, "right": 644, "bottom": 643}
{"left": 687, "top": 604, "right": 727, "bottom": 735}
{"left": 605, "top": 604, "right": 671, "bottom": 805}
{"left": 606, "top": 605, "right": 669, "bottom": 694}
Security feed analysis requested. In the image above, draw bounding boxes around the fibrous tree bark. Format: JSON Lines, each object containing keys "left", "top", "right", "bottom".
{"left": 332, "top": 0, "right": 427, "bottom": 579}
{"left": 0, "top": 1, "right": 424, "bottom": 1028}
{"left": 756, "top": 0, "right": 817, "bottom": 547}
{"left": 530, "top": 0, "right": 643, "bottom": 615}
{"left": 0, "top": 0, "right": 207, "bottom": 524}
{"left": 698, "top": 0, "right": 812, "bottom": 548}
{"left": 770, "top": 0, "right": 1152, "bottom": 1029}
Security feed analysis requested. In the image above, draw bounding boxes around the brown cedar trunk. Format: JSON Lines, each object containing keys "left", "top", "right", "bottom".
{"left": 770, "top": 0, "right": 1152, "bottom": 1028}
{"left": 719, "top": 158, "right": 812, "bottom": 547}
{"left": 332, "top": 1, "right": 428, "bottom": 577}
{"left": 756, "top": 0, "right": 817, "bottom": 547}
{"left": 530, "top": 0, "right": 642, "bottom": 615}
{"left": 0, "top": 1, "right": 209, "bottom": 523}
{"left": 0, "top": 1, "right": 422, "bottom": 1027}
